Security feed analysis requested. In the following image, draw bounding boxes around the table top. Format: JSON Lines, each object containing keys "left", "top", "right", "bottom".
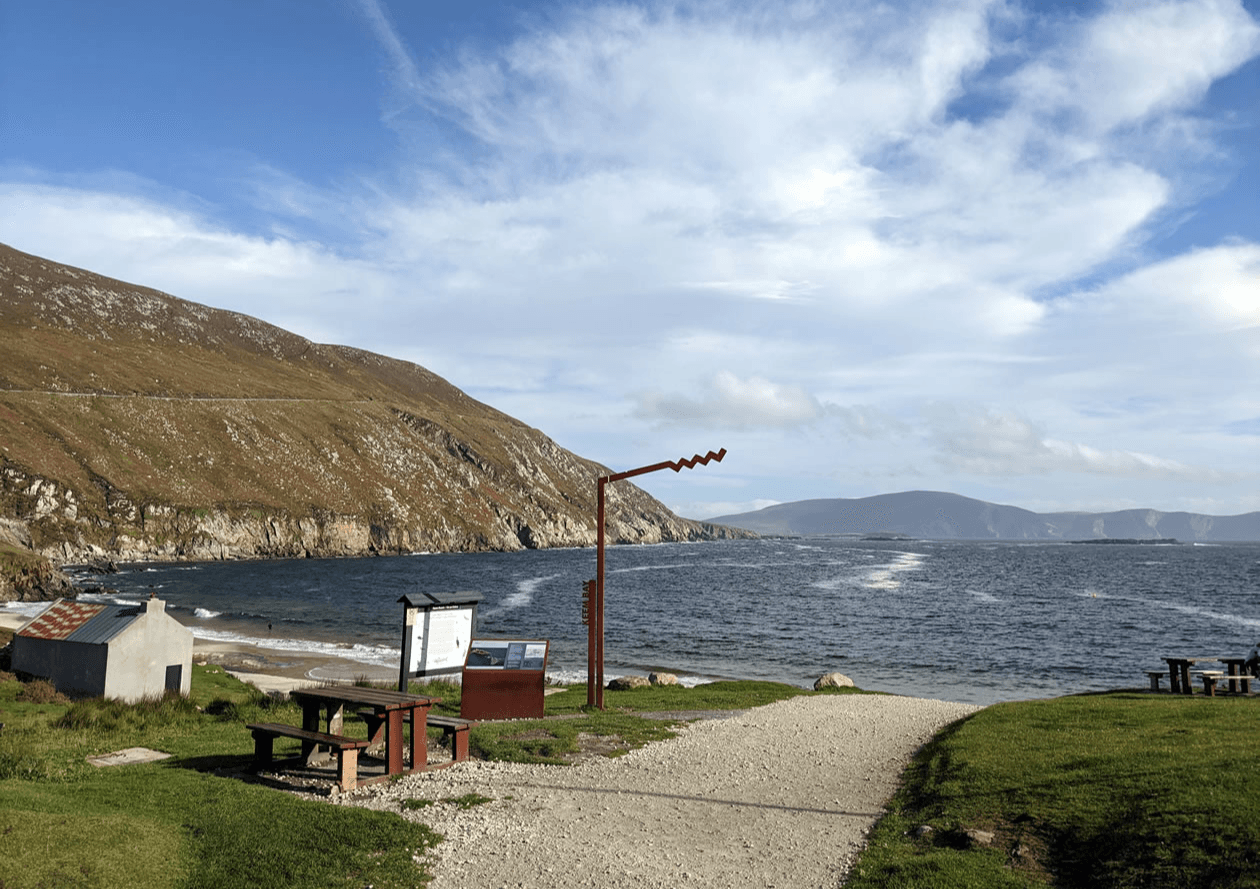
{"left": 1163, "top": 656, "right": 1216, "bottom": 664}
{"left": 289, "top": 686, "right": 440, "bottom": 711}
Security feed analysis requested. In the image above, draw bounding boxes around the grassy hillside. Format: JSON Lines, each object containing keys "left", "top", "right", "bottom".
{"left": 0, "top": 242, "right": 744, "bottom": 588}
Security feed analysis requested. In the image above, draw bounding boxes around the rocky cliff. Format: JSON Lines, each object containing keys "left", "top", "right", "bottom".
{"left": 0, "top": 242, "right": 747, "bottom": 598}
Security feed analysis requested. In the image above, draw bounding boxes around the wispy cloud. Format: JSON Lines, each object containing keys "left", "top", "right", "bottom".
{"left": 925, "top": 403, "right": 1243, "bottom": 481}
{"left": 634, "top": 372, "right": 823, "bottom": 428}
{"left": 2, "top": 0, "right": 1258, "bottom": 513}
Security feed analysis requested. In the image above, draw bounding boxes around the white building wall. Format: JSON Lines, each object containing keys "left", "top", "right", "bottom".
{"left": 102, "top": 598, "right": 193, "bottom": 702}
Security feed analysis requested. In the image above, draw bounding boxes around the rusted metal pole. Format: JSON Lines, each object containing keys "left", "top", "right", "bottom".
{"left": 591, "top": 478, "right": 607, "bottom": 708}
{"left": 588, "top": 449, "right": 725, "bottom": 709}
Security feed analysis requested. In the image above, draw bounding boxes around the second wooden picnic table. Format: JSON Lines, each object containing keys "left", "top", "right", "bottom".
{"left": 1163, "top": 657, "right": 1212, "bottom": 695}
{"left": 1163, "top": 656, "right": 1253, "bottom": 695}
{"left": 288, "top": 685, "right": 439, "bottom": 777}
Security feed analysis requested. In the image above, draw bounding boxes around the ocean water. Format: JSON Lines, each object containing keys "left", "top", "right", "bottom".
{"left": 7, "top": 537, "right": 1259, "bottom": 705}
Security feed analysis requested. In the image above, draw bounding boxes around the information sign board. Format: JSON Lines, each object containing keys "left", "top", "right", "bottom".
{"left": 461, "top": 637, "right": 550, "bottom": 720}
{"left": 398, "top": 592, "right": 482, "bottom": 687}
{"left": 466, "top": 640, "right": 548, "bottom": 671}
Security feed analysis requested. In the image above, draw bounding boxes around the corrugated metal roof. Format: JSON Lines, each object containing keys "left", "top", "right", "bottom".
{"left": 18, "top": 599, "right": 143, "bottom": 645}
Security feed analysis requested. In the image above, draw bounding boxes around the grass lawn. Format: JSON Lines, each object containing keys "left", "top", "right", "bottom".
{"left": 0, "top": 666, "right": 440, "bottom": 889}
{"left": 846, "top": 692, "right": 1260, "bottom": 888}
{"left": 4, "top": 659, "right": 1258, "bottom": 889}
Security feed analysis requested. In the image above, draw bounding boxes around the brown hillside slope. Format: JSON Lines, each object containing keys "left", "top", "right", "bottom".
{"left": 0, "top": 242, "right": 744, "bottom": 596}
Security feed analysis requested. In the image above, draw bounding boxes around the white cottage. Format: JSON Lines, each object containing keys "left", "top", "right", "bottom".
{"left": 12, "top": 594, "right": 193, "bottom": 701}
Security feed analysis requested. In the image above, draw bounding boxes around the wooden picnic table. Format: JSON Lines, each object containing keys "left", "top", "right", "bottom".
{"left": 288, "top": 686, "right": 439, "bottom": 777}
{"left": 1163, "top": 657, "right": 1215, "bottom": 695}
{"left": 1217, "top": 657, "right": 1253, "bottom": 694}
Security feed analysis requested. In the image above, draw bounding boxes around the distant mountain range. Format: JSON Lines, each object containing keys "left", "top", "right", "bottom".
{"left": 0, "top": 242, "right": 747, "bottom": 599}
{"left": 708, "top": 491, "right": 1260, "bottom": 542}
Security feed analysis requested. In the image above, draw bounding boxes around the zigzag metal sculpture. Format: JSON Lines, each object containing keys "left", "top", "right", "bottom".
{"left": 601, "top": 448, "right": 726, "bottom": 484}
{"left": 591, "top": 446, "right": 727, "bottom": 708}
{"left": 668, "top": 448, "right": 727, "bottom": 471}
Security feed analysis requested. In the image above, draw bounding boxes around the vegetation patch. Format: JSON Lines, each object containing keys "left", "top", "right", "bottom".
{"left": 403, "top": 793, "right": 494, "bottom": 812}
{"left": 0, "top": 665, "right": 439, "bottom": 887}
{"left": 845, "top": 693, "right": 1260, "bottom": 889}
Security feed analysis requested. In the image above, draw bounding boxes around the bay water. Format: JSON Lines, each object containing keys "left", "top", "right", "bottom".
{"left": 12, "top": 537, "right": 1260, "bottom": 705}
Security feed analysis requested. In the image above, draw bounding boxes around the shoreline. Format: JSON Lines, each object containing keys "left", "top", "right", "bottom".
{"left": 2, "top": 610, "right": 392, "bottom": 694}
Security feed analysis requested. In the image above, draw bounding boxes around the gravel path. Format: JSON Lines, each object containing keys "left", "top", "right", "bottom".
{"left": 339, "top": 695, "right": 980, "bottom": 888}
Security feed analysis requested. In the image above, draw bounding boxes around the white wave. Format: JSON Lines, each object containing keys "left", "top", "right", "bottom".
{"left": 1, "top": 601, "right": 50, "bottom": 618}
{"left": 480, "top": 573, "right": 562, "bottom": 619}
{"left": 811, "top": 576, "right": 848, "bottom": 591}
{"left": 1076, "top": 589, "right": 1260, "bottom": 628}
{"left": 863, "top": 551, "right": 926, "bottom": 591}
{"left": 193, "top": 608, "right": 222, "bottom": 619}
{"left": 970, "top": 590, "right": 1000, "bottom": 603}
{"left": 76, "top": 592, "right": 144, "bottom": 606}
{"left": 610, "top": 563, "right": 691, "bottom": 574}
{"left": 543, "top": 667, "right": 708, "bottom": 688}
{"left": 189, "top": 627, "right": 402, "bottom": 667}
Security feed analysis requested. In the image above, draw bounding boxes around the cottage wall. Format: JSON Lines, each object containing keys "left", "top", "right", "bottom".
{"left": 103, "top": 599, "right": 193, "bottom": 701}
{"left": 11, "top": 636, "right": 108, "bottom": 697}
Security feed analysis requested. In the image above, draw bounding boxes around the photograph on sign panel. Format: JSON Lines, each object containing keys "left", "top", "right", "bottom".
{"left": 467, "top": 641, "right": 510, "bottom": 669}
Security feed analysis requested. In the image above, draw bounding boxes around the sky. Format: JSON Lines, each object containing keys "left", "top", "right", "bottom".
{"left": 2, "top": 0, "right": 1259, "bottom": 520}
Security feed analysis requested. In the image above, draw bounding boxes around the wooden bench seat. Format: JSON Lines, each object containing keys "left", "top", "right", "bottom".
{"left": 427, "top": 715, "right": 475, "bottom": 762}
{"left": 356, "top": 710, "right": 476, "bottom": 763}
{"left": 247, "top": 722, "right": 372, "bottom": 791}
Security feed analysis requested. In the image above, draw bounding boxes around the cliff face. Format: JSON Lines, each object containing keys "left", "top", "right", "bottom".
{"left": 0, "top": 242, "right": 746, "bottom": 596}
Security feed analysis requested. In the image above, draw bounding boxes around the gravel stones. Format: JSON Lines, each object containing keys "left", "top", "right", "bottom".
{"left": 338, "top": 694, "right": 980, "bottom": 888}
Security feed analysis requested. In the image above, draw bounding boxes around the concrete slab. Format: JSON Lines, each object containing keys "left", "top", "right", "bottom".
{"left": 86, "top": 747, "right": 172, "bottom": 767}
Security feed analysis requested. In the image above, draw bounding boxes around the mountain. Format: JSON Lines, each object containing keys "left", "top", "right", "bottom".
{"left": 708, "top": 491, "right": 1260, "bottom": 541}
{"left": 0, "top": 242, "right": 747, "bottom": 598}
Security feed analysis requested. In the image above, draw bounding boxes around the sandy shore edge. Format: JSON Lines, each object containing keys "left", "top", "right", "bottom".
{"left": 1, "top": 610, "right": 386, "bottom": 694}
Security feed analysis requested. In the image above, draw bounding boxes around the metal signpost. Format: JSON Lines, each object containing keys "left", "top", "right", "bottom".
{"left": 586, "top": 448, "right": 726, "bottom": 709}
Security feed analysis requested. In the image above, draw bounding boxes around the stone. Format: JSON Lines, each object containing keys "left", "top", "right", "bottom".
{"left": 648, "top": 672, "right": 678, "bottom": 686}
{"left": 814, "top": 672, "right": 855, "bottom": 690}
{"left": 911, "top": 825, "right": 935, "bottom": 839}
{"left": 607, "top": 675, "right": 650, "bottom": 690}
{"left": 963, "top": 828, "right": 996, "bottom": 847}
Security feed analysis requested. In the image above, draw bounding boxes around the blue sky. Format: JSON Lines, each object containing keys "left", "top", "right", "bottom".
{"left": 3, "top": 0, "right": 1258, "bottom": 519}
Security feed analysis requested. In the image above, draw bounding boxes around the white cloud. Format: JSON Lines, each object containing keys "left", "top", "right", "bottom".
{"left": 1013, "top": 0, "right": 1260, "bottom": 134}
{"left": 924, "top": 404, "right": 1240, "bottom": 481}
{"left": 634, "top": 372, "right": 822, "bottom": 428}
{"left": 0, "top": 182, "right": 393, "bottom": 346}
{"left": 2, "top": 0, "right": 1258, "bottom": 514}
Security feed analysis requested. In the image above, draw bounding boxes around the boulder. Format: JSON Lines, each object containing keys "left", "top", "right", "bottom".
{"left": 649, "top": 672, "right": 678, "bottom": 686}
{"left": 607, "top": 675, "right": 650, "bottom": 690}
{"left": 962, "top": 828, "right": 996, "bottom": 848}
{"left": 814, "top": 672, "right": 855, "bottom": 690}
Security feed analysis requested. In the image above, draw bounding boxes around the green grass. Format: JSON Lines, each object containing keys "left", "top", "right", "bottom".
{"left": 9, "top": 666, "right": 1255, "bottom": 889}
{"left": 0, "top": 665, "right": 439, "bottom": 888}
{"left": 846, "top": 692, "right": 1260, "bottom": 889}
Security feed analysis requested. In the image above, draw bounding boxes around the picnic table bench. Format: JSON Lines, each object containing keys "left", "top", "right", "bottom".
{"left": 246, "top": 722, "right": 372, "bottom": 792}
{"left": 1159, "top": 657, "right": 1254, "bottom": 695}
{"left": 356, "top": 710, "right": 476, "bottom": 764}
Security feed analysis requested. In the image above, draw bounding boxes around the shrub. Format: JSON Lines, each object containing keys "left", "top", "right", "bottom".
{"left": 17, "top": 678, "right": 68, "bottom": 704}
{"left": 55, "top": 689, "right": 199, "bottom": 731}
